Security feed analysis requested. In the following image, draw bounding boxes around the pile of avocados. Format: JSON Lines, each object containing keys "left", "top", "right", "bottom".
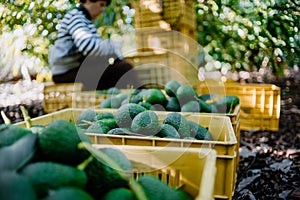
{"left": 77, "top": 103, "right": 213, "bottom": 141}
{"left": 0, "top": 121, "right": 193, "bottom": 200}
{"left": 100, "top": 80, "right": 239, "bottom": 114}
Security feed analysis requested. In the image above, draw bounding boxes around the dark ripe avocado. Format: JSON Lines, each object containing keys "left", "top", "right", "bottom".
{"left": 137, "top": 175, "right": 182, "bottom": 200}
{"left": 102, "top": 187, "right": 135, "bottom": 200}
{"left": 163, "top": 112, "right": 190, "bottom": 138}
{"left": 38, "top": 120, "right": 91, "bottom": 166}
{"left": 0, "top": 171, "right": 37, "bottom": 200}
{"left": 156, "top": 124, "right": 180, "bottom": 139}
{"left": 131, "top": 110, "right": 160, "bottom": 136}
{"left": 20, "top": 162, "right": 87, "bottom": 198}
{"left": 44, "top": 187, "right": 93, "bottom": 200}
{"left": 84, "top": 148, "right": 132, "bottom": 199}
{"left": 115, "top": 103, "right": 146, "bottom": 128}
{"left": 0, "top": 123, "right": 32, "bottom": 147}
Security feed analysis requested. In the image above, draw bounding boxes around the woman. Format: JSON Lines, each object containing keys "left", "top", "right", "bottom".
{"left": 49, "top": 0, "right": 141, "bottom": 90}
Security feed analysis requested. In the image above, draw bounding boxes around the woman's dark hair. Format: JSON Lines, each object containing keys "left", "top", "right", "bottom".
{"left": 80, "top": 0, "right": 112, "bottom": 6}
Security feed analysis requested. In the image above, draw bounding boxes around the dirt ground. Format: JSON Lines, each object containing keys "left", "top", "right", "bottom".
{"left": 233, "top": 70, "right": 300, "bottom": 200}
{"left": 0, "top": 70, "right": 299, "bottom": 200}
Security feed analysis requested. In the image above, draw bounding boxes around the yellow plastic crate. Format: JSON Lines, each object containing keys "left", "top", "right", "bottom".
{"left": 125, "top": 51, "right": 199, "bottom": 89}
{"left": 16, "top": 108, "right": 237, "bottom": 199}
{"left": 43, "top": 82, "right": 83, "bottom": 113}
{"left": 198, "top": 82, "right": 281, "bottom": 131}
{"left": 94, "top": 145, "right": 217, "bottom": 200}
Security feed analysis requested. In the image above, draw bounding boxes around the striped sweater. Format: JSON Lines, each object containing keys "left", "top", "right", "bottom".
{"left": 49, "top": 5, "right": 120, "bottom": 75}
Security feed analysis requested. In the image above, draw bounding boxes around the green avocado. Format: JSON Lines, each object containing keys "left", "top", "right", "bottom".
{"left": 102, "top": 187, "right": 135, "bottom": 200}
{"left": 76, "top": 109, "right": 98, "bottom": 129}
{"left": 0, "top": 124, "right": 32, "bottom": 147}
{"left": 163, "top": 112, "right": 190, "bottom": 138}
{"left": 165, "top": 97, "right": 180, "bottom": 112}
{"left": 155, "top": 124, "right": 180, "bottom": 139}
{"left": 38, "top": 120, "right": 91, "bottom": 166}
{"left": 131, "top": 110, "right": 160, "bottom": 136}
{"left": 137, "top": 175, "right": 182, "bottom": 200}
{"left": 0, "top": 172, "right": 37, "bottom": 200}
{"left": 84, "top": 148, "right": 132, "bottom": 199}
{"left": 164, "top": 80, "right": 181, "bottom": 97}
{"left": 181, "top": 100, "right": 201, "bottom": 112}
{"left": 188, "top": 120, "right": 213, "bottom": 141}
{"left": 44, "top": 187, "right": 93, "bottom": 200}
{"left": 115, "top": 103, "right": 146, "bottom": 128}
{"left": 20, "top": 162, "right": 87, "bottom": 198}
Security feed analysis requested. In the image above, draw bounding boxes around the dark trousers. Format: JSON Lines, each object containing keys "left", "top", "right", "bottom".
{"left": 52, "top": 58, "right": 142, "bottom": 90}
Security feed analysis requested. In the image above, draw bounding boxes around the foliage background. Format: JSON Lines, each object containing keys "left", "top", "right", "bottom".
{"left": 0, "top": 0, "right": 299, "bottom": 82}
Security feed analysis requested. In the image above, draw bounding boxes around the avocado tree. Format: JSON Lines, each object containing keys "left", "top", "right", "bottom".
{"left": 195, "top": 0, "right": 299, "bottom": 75}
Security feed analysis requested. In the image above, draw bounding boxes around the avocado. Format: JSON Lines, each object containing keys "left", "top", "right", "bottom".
{"left": 181, "top": 100, "right": 201, "bottom": 112}
{"left": 106, "top": 87, "right": 121, "bottom": 94}
{"left": 165, "top": 97, "right": 181, "bottom": 112}
{"left": 199, "top": 100, "right": 212, "bottom": 113}
{"left": 140, "top": 89, "right": 167, "bottom": 105}
{"left": 188, "top": 120, "right": 213, "bottom": 141}
{"left": 115, "top": 93, "right": 130, "bottom": 103}
{"left": 84, "top": 148, "right": 132, "bottom": 199}
{"left": 98, "top": 118, "right": 118, "bottom": 129}
{"left": 138, "top": 101, "right": 152, "bottom": 110}
{"left": 44, "top": 187, "right": 93, "bottom": 200}
{"left": 107, "top": 128, "right": 132, "bottom": 135}
{"left": 0, "top": 134, "right": 37, "bottom": 171}
{"left": 102, "top": 187, "right": 135, "bottom": 200}
{"left": 0, "top": 172, "right": 36, "bottom": 200}
{"left": 131, "top": 110, "right": 160, "bottom": 136}
{"left": 95, "top": 112, "right": 115, "bottom": 121}
{"left": 163, "top": 112, "right": 190, "bottom": 138}
{"left": 115, "top": 103, "right": 147, "bottom": 128}
{"left": 100, "top": 97, "right": 122, "bottom": 109}
{"left": 155, "top": 124, "right": 180, "bottom": 139}
{"left": 164, "top": 80, "right": 181, "bottom": 97}
{"left": 20, "top": 162, "right": 87, "bottom": 198}
{"left": 38, "top": 120, "right": 91, "bottom": 166}
{"left": 86, "top": 123, "right": 110, "bottom": 134}
{"left": 137, "top": 175, "right": 182, "bottom": 200}
{"left": 76, "top": 109, "right": 98, "bottom": 129}
{"left": 0, "top": 123, "right": 32, "bottom": 147}
{"left": 216, "top": 95, "right": 239, "bottom": 113}
{"left": 176, "top": 85, "right": 197, "bottom": 105}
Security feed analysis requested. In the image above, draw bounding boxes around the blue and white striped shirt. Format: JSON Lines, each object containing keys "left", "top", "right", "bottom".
{"left": 49, "top": 5, "right": 119, "bottom": 75}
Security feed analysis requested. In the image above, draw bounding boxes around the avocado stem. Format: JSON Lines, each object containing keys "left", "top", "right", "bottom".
{"left": 1, "top": 110, "right": 11, "bottom": 124}
{"left": 77, "top": 155, "right": 94, "bottom": 171}
{"left": 20, "top": 105, "right": 32, "bottom": 128}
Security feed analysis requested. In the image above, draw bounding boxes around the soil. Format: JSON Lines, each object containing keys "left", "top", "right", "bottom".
{"left": 0, "top": 70, "right": 299, "bottom": 200}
